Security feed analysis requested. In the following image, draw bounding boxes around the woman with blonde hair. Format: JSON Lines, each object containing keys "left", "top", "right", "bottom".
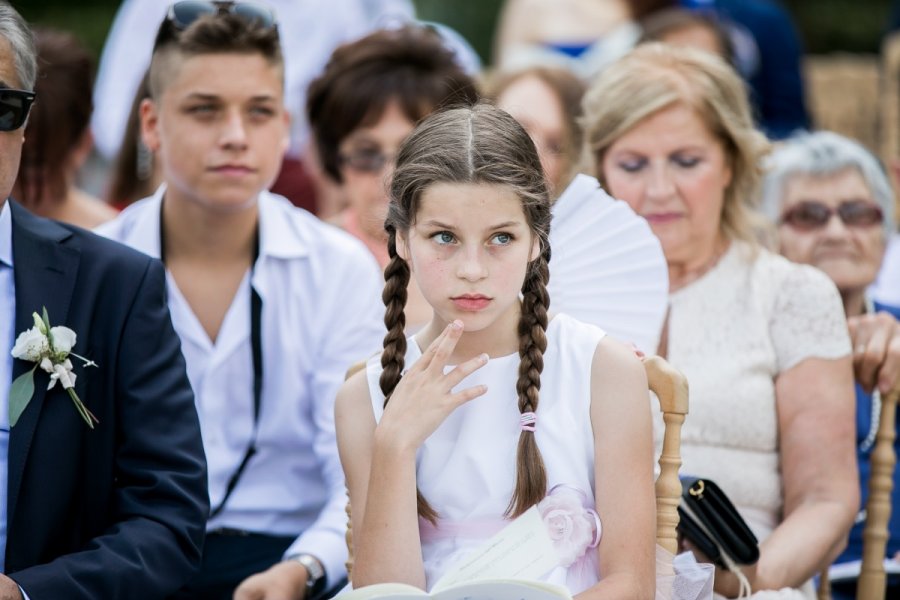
{"left": 582, "top": 43, "right": 858, "bottom": 598}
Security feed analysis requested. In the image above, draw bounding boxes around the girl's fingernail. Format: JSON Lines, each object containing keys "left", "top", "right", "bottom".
{"left": 451, "top": 320, "right": 463, "bottom": 330}
{"left": 479, "top": 353, "right": 489, "bottom": 363}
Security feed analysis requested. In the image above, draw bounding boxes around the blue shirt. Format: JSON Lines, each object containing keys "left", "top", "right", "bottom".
{"left": 0, "top": 200, "right": 15, "bottom": 573}
{"left": 837, "top": 300, "right": 900, "bottom": 565}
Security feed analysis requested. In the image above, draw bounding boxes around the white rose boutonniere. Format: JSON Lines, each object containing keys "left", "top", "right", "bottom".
{"left": 9, "top": 308, "right": 99, "bottom": 428}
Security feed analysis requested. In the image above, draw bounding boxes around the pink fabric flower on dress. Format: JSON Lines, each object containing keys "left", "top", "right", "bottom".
{"left": 537, "top": 485, "right": 602, "bottom": 567}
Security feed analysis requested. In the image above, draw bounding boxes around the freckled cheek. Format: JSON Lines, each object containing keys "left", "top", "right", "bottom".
{"left": 499, "top": 274, "right": 523, "bottom": 295}
{"left": 501, "top": 258, "right": 531, "bottom": 293}
{"left": 415, "top": 255, "right": 452, "bottom": 280}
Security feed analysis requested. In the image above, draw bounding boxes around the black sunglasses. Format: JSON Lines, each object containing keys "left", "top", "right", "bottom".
{"left": 0, "top": 88, "right": 35, "bottom": 132}
{"left": 166, "top": 1, "right": 276, "bottom": 30}
{"left": 780, "top": 199, "right": 884, "bottom": 231}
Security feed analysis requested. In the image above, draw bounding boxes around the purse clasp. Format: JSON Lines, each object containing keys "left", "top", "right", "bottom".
{"left": 688, "top": 480, "right": 705, "bottom": 499}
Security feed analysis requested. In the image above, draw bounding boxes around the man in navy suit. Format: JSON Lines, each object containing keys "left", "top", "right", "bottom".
{"left": 0, "top": 4, "right": 208, "bottom": 598}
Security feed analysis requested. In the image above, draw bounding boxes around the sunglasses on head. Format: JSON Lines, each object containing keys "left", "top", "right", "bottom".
{"left": 339, "top": 148, "right": 397, "bottom": 174}
{"left": 166, "top": 0, "right": 276, "bottom": 30}
{"left": 0, "top": 88, "right": 35, "bottom": 132}
{"left": 779, "top": 199, "right": 884, "bottom": 231}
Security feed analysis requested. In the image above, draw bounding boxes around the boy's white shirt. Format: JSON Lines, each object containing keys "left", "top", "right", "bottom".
{"left": 96, "top": 185, "right": 385, "bottom": 582}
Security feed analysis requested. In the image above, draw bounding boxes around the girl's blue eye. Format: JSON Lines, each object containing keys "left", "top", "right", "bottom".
{"left": 432, "top": 231, "right": 455, "bottom": 245}
{"left": 491, "top": 233, "right": 512, "bottom": 245}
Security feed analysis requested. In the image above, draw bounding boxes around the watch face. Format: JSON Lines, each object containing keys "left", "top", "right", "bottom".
{"left": 296, "top": 554, "right": 326, "bottom": 597}
{"left": 296, "top": 554, "right": 324, "bottom": 583}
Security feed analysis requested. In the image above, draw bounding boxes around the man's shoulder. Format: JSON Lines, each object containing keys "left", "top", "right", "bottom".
{"left": 13, "top": 203, "right": 157, "bottom": 279}
{"left": 68, "top": 229, "right": 163, "bottom": 301}
{"left": 66, "top": 222, "right": 155, "bottom": 273}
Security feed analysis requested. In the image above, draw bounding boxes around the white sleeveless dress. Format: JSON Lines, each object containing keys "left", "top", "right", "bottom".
{"left": 366, "top": 313, "right": 606, "bottom": 593}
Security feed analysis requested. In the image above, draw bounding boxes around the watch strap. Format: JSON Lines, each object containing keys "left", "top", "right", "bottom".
{"left": 287, "top": 553, "right": 326, "bottom": 598}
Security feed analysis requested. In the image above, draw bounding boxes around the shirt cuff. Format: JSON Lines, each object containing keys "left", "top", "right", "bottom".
{"left": 283, "top": 529, "right": 348, "bottom": 587}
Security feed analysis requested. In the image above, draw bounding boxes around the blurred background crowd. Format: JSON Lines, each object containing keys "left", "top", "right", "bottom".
{"left": 16, "top": 0, "right": 900, "bottom": 219}
{"left": 8, "top": 1, "right": 900, "bottom": 599}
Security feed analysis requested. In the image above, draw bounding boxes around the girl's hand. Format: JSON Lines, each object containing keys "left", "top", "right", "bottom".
{"left": 377, "top": 320, "right": 489, "bottom": 452}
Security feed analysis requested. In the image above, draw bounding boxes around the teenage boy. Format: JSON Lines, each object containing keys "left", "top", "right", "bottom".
{"left": 99, "top": 3, "right": 384, "bottom": 598}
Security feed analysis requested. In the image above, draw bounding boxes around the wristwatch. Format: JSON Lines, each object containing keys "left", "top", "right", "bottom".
{"left": 289, "top": 553, "right": 326, "bottom": 599}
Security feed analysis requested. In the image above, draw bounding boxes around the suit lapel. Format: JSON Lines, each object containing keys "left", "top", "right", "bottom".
{"left": 7, "top": 201, "right": 80, "bottom": 522}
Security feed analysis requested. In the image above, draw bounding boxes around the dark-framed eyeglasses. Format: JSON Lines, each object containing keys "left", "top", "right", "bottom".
{"left": 166, "top": 0, "right": 277, "bottom": 31}
{"left": 0, "top": 88, "right": 36, "bottom": 132}
{"left": 338, "top": 149, "right": 396, "bottom": 174}
{"left": 779, "top": 199, "right": 884, "bottom": 231}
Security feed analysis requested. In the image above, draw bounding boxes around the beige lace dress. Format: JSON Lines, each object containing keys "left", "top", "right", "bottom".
{"left": 656, "top": 241, "right": 852, "bottom": 599}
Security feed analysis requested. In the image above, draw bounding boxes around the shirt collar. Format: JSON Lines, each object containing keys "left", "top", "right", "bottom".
{"left": 116, "top": 186, "right": 310, "bottom": 261}
{"left": 115, "top": 185, "right": 165, "bottom": 259}
{"left": 0, "top": 200, "right": 12, "bottom": 268}
{"left": 257, "top": 190, "right": 310, "bottom": 259}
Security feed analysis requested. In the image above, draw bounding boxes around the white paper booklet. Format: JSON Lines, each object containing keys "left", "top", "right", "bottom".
{"left": 341, "top": 506, "right": 572, "bottom": 600}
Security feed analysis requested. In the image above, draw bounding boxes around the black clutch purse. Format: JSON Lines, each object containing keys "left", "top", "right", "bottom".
{"left": 677, "top": 477, "right": 760, "bottom": 569}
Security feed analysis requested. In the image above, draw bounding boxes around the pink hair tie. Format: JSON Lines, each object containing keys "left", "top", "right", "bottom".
{"left": 520, "top": 411, "right": 537, "bottom": 432}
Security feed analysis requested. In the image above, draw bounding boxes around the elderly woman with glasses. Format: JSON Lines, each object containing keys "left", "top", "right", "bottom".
{"left": 761, "top": 131, "right": 900, "bottom": 600}
{"left": 307, "top": 24, "right": 478, "bottom": 331}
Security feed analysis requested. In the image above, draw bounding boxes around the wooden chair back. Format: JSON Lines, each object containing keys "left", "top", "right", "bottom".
{"left": 644, "top": 355, "right": 690, "bottom": 555}
{"left": 343, "top": 354, "right": 690, "bottom": 576}
{"left": 817, "top": 386, "right": 900, "bottom": 600}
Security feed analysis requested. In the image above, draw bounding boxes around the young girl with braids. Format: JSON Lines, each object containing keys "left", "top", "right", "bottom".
{"left": 335, "top": 103, "right": 656, "bottom": 599}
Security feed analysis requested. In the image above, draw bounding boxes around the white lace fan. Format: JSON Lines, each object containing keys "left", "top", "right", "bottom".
{"left": 548, "top": 174, "right": 669, "bottom": 354}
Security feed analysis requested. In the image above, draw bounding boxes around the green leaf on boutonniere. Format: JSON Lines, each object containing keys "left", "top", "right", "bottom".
{"left": 9, "top": 365, "right": 37, "bottom": 427}
{"left": 41, "top": 307, "right": 53, "bottom": 344}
